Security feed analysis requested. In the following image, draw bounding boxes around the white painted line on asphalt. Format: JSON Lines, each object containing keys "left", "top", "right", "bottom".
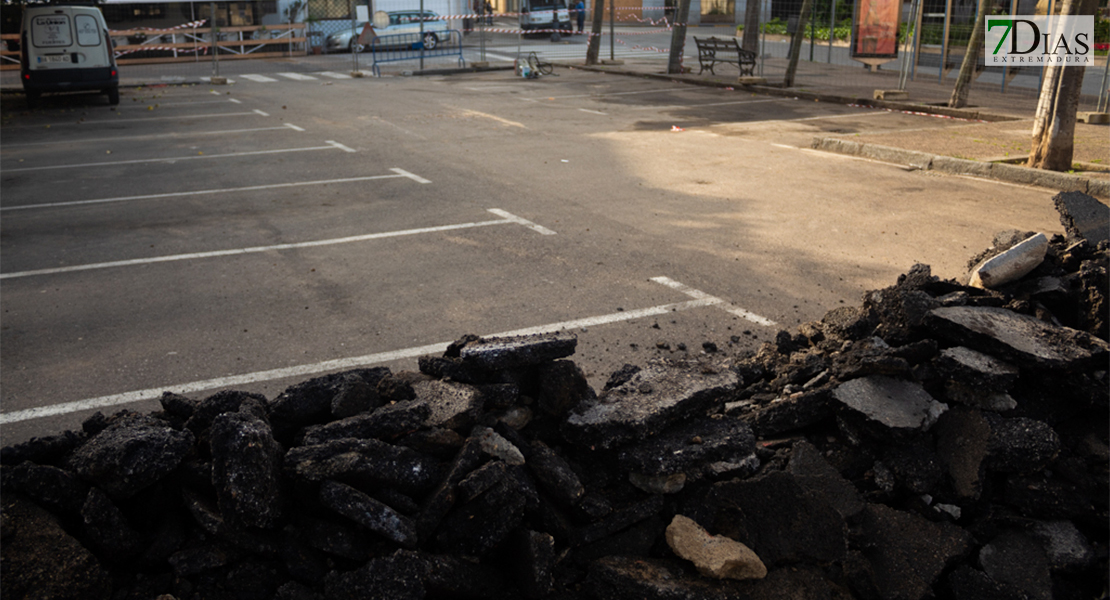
{"left": 327, "top": 140, "right": 357, "bottom": 153}
{"left": 534, "top": 87, "right": 681, "bottom": 100}
{"left": 487, "top": 208, "right": 557, "bottom": 235}
{"left": 242, "top": 74, "right": 279, "bottom": 82}
{"left": 285, "top": 123, "right": 306, "bottom": 131}
{"left": 778, "top": 111, "right": 889, "bottom": 123}
{"left": 0, "top": 172, "right": 423, "bottom": 212}
{"left": 278, "top": 72, "right": 318, "bottom": 81}
{"left": 3, "top": 144, "right": 352, "bottom": 173}
{"left": 319, "top": 71, "right": 353, "bottom": 79}
{"left": 390, "top": 168, "right": 431, "bottom": 184}
{"left": 650, "top": 276, "right": 776, "bottom": 326}
{"left": 579, "top": 108, "right": 607, "bottom": 115}
{"left": 629, "top": 98, "right": 780, "bottom": 111}
{"left": 0, "top": 292, "right": 729, "bottom": 424}
{"left": 229, "top": 98, "right": 242, "bottom": 104}
{"left": 771, "top": 143, "right": 795, "bottom": 149}
{"left": 201, "top": 77, "right": 236, "bottom": 84}
{"left": 0, "top": 112, "right": 262, "bottom": 128}
{"left": 0, "top": 209, "right": 551, "bottom": 279}
{"left": 0, "top": 126, "right": 292, "bottom": 148}
{"left": 254, "top": 109, "right": 270, "bottom": 117}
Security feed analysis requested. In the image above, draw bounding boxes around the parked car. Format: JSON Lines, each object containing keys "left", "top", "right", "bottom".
{"left": 519, "top": 0, "right": 571, "bottom": 32}
{"left": 325, "top": 11, "right": 449, "bottom": 53}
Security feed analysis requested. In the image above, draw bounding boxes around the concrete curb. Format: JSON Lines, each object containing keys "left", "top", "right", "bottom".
{"left": 559, "top": 63, "right": 1024, "bottom": 123}
{"left": 811, "top": 137, "right": 1110, "bottom": 199}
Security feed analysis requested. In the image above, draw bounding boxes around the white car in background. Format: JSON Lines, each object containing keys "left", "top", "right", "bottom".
{"left": 325, "top": 10, "right": 449, "bottom": 53}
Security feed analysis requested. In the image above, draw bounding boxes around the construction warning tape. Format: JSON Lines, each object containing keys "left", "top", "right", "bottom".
{"left": 110, "top": 19, "right": 207, "bottom": 34}
{"left": 115, "top": 46, "right": 208, "bottom": 58}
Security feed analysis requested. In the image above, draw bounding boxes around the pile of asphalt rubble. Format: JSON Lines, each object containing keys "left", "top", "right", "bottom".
{"left": 3, "top": 191, "right": 1108, "bottom": 600}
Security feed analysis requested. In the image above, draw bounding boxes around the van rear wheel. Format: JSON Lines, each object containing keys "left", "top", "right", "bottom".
{"left": 106, "top": 86, "right": 120, "bottom": 105}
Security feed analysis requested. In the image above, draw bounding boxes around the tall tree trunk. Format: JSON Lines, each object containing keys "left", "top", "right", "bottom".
{"left": 1027, "top": 0, "right": 1096, "bottom": 170}
{"left": 783, "top": 0, "right": 814, "bottom": 87}
{"left": 585, "top": 0, "right": 605, "bottom": 64}
{"left": 948, "top": 0, "right": 989, "bottom": 107}
{"left": 741, "top": 0, "right": 761, "bottom": 53}
{"left": 667, "top": 0, "right": 693, "bottom": 73}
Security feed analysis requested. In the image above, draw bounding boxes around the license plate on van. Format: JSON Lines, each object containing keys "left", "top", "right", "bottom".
{"left": 39, "top": 55, "right": 70, "bottom": 63}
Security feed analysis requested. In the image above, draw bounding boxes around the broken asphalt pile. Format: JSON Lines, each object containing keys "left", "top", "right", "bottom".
{"left": 3, "top": 192, "right": 1108, "bottom": 600}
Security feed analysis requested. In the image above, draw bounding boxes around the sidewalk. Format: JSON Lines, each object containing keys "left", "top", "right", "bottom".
{"left": 563, "top": 50, "right": 1109, "bottom": 197}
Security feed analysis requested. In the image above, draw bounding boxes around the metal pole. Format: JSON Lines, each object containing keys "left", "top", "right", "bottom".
{"left": 351, "top": 0, "right": 359, "bottom": 72}
{"left": 808, "top": 0, "right": 814, "bottom": 61}
{"left": 480, "top": 3, "right": 486, "bottom": 62}
{"left": 826, "top": 0, "right": 833, "bottom": 63}
{"left": 758, "top": 0, "right": 766, "bottom": 75}
{"left": 910, "top": 0, "right": 922, "bottom": 79}
{"left": 420, "top": 0, "right": 425, "bottom": 70}
{"left": 1001, "top": 0, "right": 1015, "bottom": 93}
{"left": 1098, "top": 50, "right": 1110, "bottom": 112}
{"left": 609, "top": 0, "right": 614, "bottom": 61}
{"left": 898, "top": 0, "right": 916, "bottom": 89}
{"left": 211, "top": 1, "right": 219, "bottom": 77}
{"left": 939, "top": 0, "right": 950, "bottom": 82}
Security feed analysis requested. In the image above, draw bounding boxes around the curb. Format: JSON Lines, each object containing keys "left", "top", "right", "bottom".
{"left": 559, "top": 63, "right": 1024, "bottom": 122}
{"left": 811, "top": 137, "right": 1110, "bottom": 199}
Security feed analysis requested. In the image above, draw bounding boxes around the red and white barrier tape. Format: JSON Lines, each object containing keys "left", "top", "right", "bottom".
{"left": 115, "top": 45, "right": 208, "bottom": 58}
{"left": 110, "top": 19, "right": 207, "bottom": 35}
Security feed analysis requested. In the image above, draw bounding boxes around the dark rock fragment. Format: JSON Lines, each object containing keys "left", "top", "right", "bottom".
{"left": 81, "top": 486, "right": 143, "bottom": 560}
{"left": 511, "top": 529, "right": 556, "bottom": 599}
{"left": 584, "top": 556, "right": 736, "bottom": 600}
{"left": 698, "top": 471, "right": 846, "bottom": 567}
{"left": 786, "top": 441, "right": 865, "bottom": 519}
{"left": 832, "top": 375, "right": 947, "bottom": 437}
{"left": 848, "top": 503, "right": 971, "bottom": 600}
{"left": 880, "top": 441, "right": 943, "bottom": 495}
{"left": 984, "top": 415, "right": 1061, "bottom": 473}
{"left": 1, "top": 494, "right": 111, "bottom": 600}
{"left": 168, "top": 543, "right": 239, "bottom": 576}
{"left": 298, "top": 516, "right": 372, "bottom": 561}
{"left": 536, "top": 359, "right": 594, "bottom": 417}
{"left": 0, "top": 430, "right": 86, "bottom": 467}
{"left": 323, "top": 553, "right": 425, "bottom": 600}
{"left": 569, "top": 495, "right": 665, "bottom": 547}
{"left": 926, "top": 305, "right": 1110, "bottom": 371}
{"left": 1053, "top": 191, "right": 1109, "bottom": 246}
{"left": 210, "top": 408, "right": 286, "bottom": 528}
{"left": 431, "top": 464, "right": 533, "bottom": 557}
{"left": 318, "top": 480, "right": 418, "bottom": 548}
{"left": 617, "top": 416, "right": 755, "bottom": 479}
{"left": 564, "top": 359, "right": 738, "bottom": 449}
{"left": 978, "top": 530, "right": 1053, "bottom": 600}
{"left": 934, "top": 346, "right": 1020, "bottom": 409}
{"left": 528, "top": 440, "right": 585, "bottom": 506}
{"left": 159, "top": 391, "right": 197, "bottom": 419}
{"left": 398, "top": 549, "right": 511, "bottom": 598}
{"left": 1029, "top": 520, "right": 1095, "bottom": 571}
{"left": 735, "top": 388, "right": 834, "bottom": 438}
{"left": 185, "top": 390, "right": 268, "bottom": 438}
{"left": 301, "top": 401, "right": 431, "bottom": 445}
{"left": 457, "top": 459, "right": 509, "bottom": 502}
{"left": 934, "top": 406, "right": 991, "bottom": 500}
{"left": 604, "top": 364, "right": 642, "bottom": 390}
{"left": 66, "top": 413, "right": 194, "bottom": 500}
{"left": 945, "top": 565, "right": 1030, "bottom": 600}
{"left": 457, "top": 332, "right": 578, "bottom": 370}
{"left": 5, "top": 461, "right": 89, "bottom": 514}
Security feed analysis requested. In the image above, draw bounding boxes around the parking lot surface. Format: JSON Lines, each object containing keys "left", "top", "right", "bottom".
{"left": 0, "top": 68, "right": 1063, "bottom": 444}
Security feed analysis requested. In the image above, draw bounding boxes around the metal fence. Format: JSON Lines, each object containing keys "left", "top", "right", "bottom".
{"left": 3, "top": 0, "right": 1106, "bottom": 114}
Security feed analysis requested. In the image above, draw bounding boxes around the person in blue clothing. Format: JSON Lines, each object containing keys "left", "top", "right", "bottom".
{"left": 575, "top": 0, "right": 585, "bottom": 32}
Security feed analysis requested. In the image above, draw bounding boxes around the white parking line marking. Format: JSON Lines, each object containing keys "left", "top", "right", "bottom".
{"left": 201, "top": 77, "right": 236, "bottom": 84}
{"left": 650, "top": 276, "right": 776, "bottom": 326}
{"left": 3, "top": 144, "right": 352, "bottom": 173}
{"left": 1, "top": 172, "right": 424, "bottom": 212}
{"left": 578, "top": 108, "right": 607, "bottom": 115}
{"left": 629, "top": 99, "right": 780, "bottom": 110}
{"left": 0, "top": 126, "right": 293, "bottom": 148}
{"left": 229, "top": 98, "right": 242, "bottom": 104}
{"left": 319, "top": 71, "right": 353, "bottom": 79}
{"left": 0, "top": 281, "right": 740, "bottom": 423}
{"left": 390, "top": 167, "right": 431, "bottom": 184}
{"left": 0, "top": 209, "right": 550, "bottom": 279}
{"left": 327, "top": 140, "right": 357, "bottom": 153}
{"left": 0, "top": 112, "right": 262, "bottom": 128}
{"left": 277, "top": 72, "right": 318, "bottom": 81}
{"left": 241, "top": 74, "right": 279, "bottom": 82}
{"left": 487, "top": 208, "right": 557, "bottom": 235}
{"left": 254, "top": 109, "right": 270, "bottom": 116}
{"left": 285, "top": 123, "right": 306, "bottom": 131}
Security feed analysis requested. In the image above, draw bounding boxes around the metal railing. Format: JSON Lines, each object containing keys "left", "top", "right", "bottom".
{"left": 370, "top": 29, "right": 465, "bottom": 77}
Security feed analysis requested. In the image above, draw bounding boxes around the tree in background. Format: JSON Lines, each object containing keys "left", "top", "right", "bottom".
{"left": 585, "top": 0, "right": 605, "bottom": 64}
{"left": 947, "top": 0, "right": 989, "bottom": 107}
{"left": 783, "top": 0, "right": 814, "bottom": 86}
{"left": 1026, "top": 0, "right": 1098, "bottom": 171}
{"left": 667, "top": 0, "right": 692, "bottom": 73}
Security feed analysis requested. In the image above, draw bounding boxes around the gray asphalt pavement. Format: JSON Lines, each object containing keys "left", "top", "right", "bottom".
{"left": 1, "top": 65, "right": 1065, "bottom": 446}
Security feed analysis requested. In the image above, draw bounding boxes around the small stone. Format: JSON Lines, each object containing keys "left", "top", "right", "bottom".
{"left": 665, "top": 515, "right": 767, "bottom": 580}
{"left": 318, "top": 480, "right": 418, "bottom": 548}
{"left": 629, "top": 471, "right": 687, "bottom": 494}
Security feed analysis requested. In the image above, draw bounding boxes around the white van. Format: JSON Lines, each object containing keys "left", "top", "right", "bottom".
{"left": 20, "top": 5, "right": 119, "bottom": 108}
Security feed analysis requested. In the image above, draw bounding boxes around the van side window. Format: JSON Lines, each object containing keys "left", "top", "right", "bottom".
{"left": 31, "top": 15, "right": 72, "bottom": 48}
{"left": 74, "top": 15, "right": 101, "bottom": 47}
